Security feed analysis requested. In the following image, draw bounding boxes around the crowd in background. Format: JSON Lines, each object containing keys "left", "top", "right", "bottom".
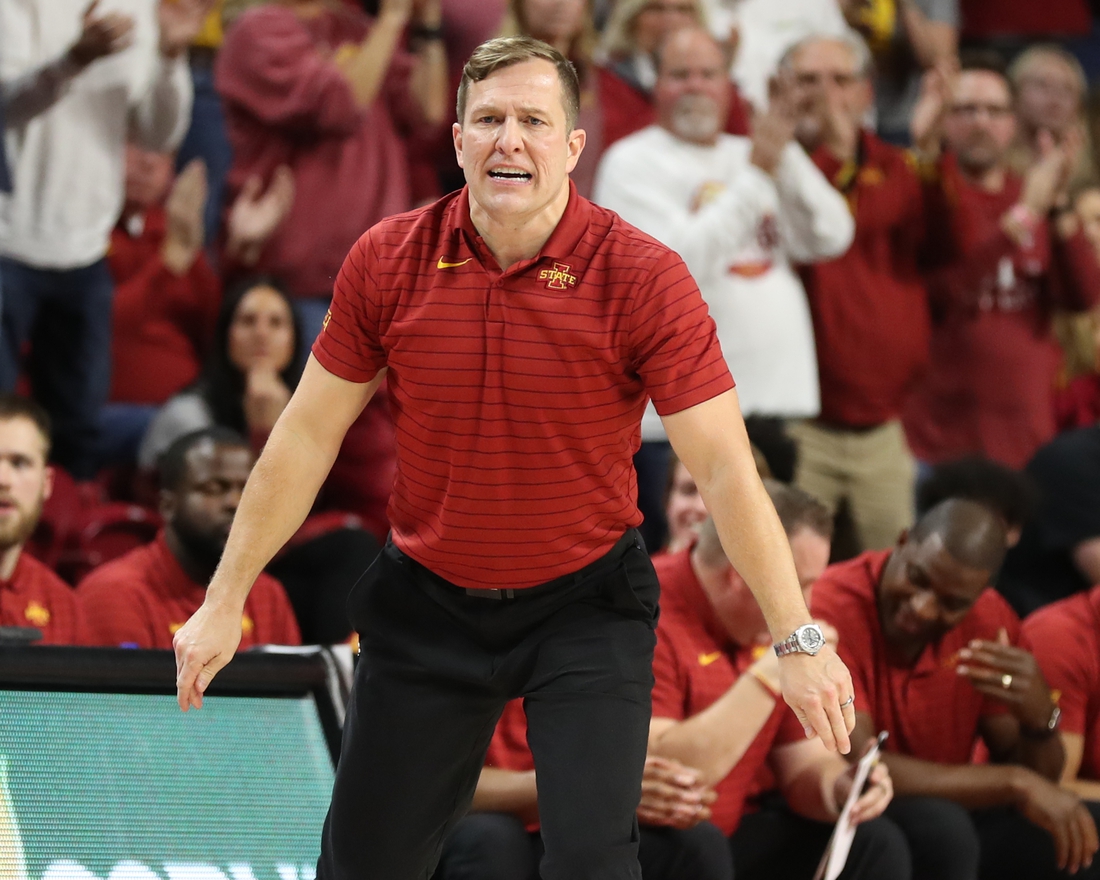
{"left": 3, "top": 0, "right": 1100, "bottom": 878}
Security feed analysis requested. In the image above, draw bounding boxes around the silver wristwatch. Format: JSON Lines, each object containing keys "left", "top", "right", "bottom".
{"left": 774, "top": 624, "right": 826, "bottom": 657}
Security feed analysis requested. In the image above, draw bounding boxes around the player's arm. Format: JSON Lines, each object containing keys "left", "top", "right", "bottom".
{"left": 470, "top": 767, "right": 539, "bottom": 825}
{"left": 173, "top": 358, "right": 385, "bottom": 710}
{"left": 661, "top": 387, "right": 854, "bottom": 754}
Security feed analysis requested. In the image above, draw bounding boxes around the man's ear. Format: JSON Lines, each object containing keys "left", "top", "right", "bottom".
{"left": 453, "top": 122, "right": 465, "bottom": 169}
{"left": 159, "top": 489, "right": 177, "bottom": 521}
{"left": 41, "top": 465, "right": 54, "bottom": 503}
{"left": 565, "top": 127, "right": 587, "bottom": 173}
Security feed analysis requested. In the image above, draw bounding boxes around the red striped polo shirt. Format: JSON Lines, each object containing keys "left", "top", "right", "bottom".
{"left": 313, "top": 183, "right": 733, "bottom": 588}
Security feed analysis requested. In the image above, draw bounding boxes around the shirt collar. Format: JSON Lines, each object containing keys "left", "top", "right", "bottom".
{"left": 150, "top": 531, "right": 210, "bottom": 603}
{"left": 447, "top": 180, "right": 592, "bottom": 274}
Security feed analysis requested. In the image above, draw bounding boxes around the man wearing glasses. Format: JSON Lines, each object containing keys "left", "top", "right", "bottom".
{"left": 903, "top": 53, "right": 1100, "bottom": 471}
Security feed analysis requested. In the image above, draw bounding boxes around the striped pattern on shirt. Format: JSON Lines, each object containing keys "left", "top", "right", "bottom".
{"left": 313, "top": 184, "right": 733, "bottom": 588}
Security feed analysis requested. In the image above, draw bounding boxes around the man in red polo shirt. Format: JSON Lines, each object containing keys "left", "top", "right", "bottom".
{"left": 173, "top": 36, "right": 855, "bottom": 880}
{"left": 784, "top": 32, "right": 928, "bottom": 553}
{"left": 78, "top": 427, "right": 300, "bottom": 650}
{"left": 0, "top": 394, "right": 85, "bottom": 645}
{"left": 1024, "top": 587, "right": 1100, "bottom": 808}
{"left": 813, "top": 499, "right": 1099, "bottom": 880}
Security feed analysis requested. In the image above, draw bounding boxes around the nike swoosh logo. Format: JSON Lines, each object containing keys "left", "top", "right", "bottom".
{"left": 698, "top": 651, "right": 723, "bottom": 667}
{"left": 437, "top": 257, "right": 473, "bottom": 269}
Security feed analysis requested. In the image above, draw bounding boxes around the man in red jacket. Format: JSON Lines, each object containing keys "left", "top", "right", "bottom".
{"left": 785, "top": 32, "right": 929, "bottom": 553}
{"left": 903, "top": 53, "right": 1100, "bottom": 469}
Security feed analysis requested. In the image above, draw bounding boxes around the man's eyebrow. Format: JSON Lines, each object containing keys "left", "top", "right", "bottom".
{"left": 468, "top": 102, "right": 555, "bottom": 118}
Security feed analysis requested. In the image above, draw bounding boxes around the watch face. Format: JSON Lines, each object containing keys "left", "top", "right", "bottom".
{"left": 798, "top": 626, "right": 824, "bottom": 653}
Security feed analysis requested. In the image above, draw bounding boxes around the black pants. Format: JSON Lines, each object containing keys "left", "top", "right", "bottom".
{"left": 317, "top": 531, "right": 660, "bottom": 880}
{"left": 435, "top": 814, "right": 733, "bottom": 880}
{"left": 731, "top": 796, "right": 912, "bottom": 880}
{"left": 976, "top": 801, "right": 1100, "bottom": 880}
{"left": 888, "top": 795, "right": 1100, "bottom": 880}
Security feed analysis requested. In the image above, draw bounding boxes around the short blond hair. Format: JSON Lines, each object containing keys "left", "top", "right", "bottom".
{"left": 456, "top": 36, "right": 581, "bottom": 130}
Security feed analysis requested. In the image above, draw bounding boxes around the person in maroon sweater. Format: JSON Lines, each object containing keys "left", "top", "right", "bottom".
{"left": 903, "top": 55, "right": 1100, "bottom": 469}
{"left": 79, "top": 426, "right": 300, "bottom": 650}
{"left": 102, "top": 145, "right": 222, "bottom": 466}
{"left": 0, "top": 395, "right": 86, "bottom": 645}
{"left": 785, "top": 32, "right": 929, "bottom": 553}
{"left": 215, "top": 0, "right": 450, "bottom": 345}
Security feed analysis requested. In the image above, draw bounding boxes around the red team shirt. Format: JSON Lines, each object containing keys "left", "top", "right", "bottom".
{"left": 77, "top": 533, "right": 301, "bottom": 650}
{"left": 0, "top": 552, "right": 86, "bottom": 645}
{"left": 650, "top": 549, "right": 804, "bottom": 835}
{"left": 811, "top": 550, "right": 1020, "bottom": 763}
{"left": 1022, "top": 585, "right": 1100, "bottom": 781}
{"left": 313, "top": 183, "right": 733, "bottom": 588}
{"left": 803, "top": 133, "right": 930, "bottom": 428}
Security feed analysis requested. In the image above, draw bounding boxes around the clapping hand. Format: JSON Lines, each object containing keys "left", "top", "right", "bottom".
{"left": 226, "top": 167, "right": 295, "bottom": 267}
{"left": 751, "top": 71, "right": 799, "bottom": 175}
{"left": 69, "top": 0, "right": 135, "bottom": 68}
{"left": 957, "top": 628, "right": 1057, "bottom": 733}
{"left": 162, "top": 158, "right": 207, "bottom": 274}
{"left": 159, "top": 0, "right": 217, "bottom": 58}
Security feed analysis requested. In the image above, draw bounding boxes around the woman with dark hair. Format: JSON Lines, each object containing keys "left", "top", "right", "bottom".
{"left": 140, "top": 275, "right": 302, "bottom": 467}
{"left": 139, "top": 275, "right": 394, "bottom": 643}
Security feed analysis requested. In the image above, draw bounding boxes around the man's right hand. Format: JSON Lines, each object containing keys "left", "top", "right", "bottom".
{"left": 173, "top": 599, "right": 244, "bottom": 711}
{"left": 636, "top": 756, "right": 716, "bottom": 830}
{"left": 751, "top": 72, "right": 798, "bottom": 176}
{"left": 69, "top": 0, "right": 135, "bottom": 69}
{"left": 1017, "top": 770, "right": 1099, "bottom": 874}
{"left": 778, "top": 644, "right": 855, "bottom": 754}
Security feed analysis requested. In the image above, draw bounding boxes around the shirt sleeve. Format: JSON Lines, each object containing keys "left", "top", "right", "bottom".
{"left": 311, "top": 234, "right": 387, "bottom": 382}
{"left": 216, "top": 7, "right": 360, "bottom": 136}
{"left": 651, "top": 623, "right": 690, "bottom": 721}
{"left": 773, "top": 142, "right": 855, "bottom": 264}
{"left": 1022, "top": 609, "right": 1094, "bottom": 737}
{"left": 626, "top": 246, "right": 735, "bottom": 415}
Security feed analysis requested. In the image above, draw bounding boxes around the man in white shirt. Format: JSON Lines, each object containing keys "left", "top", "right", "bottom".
{"left": 0, "top": 0, "right": 209, "bottom": 479}
{"left": 593, "top": 25, "right": 853, "bottom": 548}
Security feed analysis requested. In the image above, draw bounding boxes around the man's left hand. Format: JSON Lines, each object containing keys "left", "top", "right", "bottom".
{"left": 778, "top": 644, "right": 855, "bottom": 754}
{"left": 636, "top": 756, "right": 716, "bottom": 830}
{"left": 957, "top": 628, "right": 1056, "bottom": 733}
{"left": 159, "top": 0, "right": 216, "bottom": 58}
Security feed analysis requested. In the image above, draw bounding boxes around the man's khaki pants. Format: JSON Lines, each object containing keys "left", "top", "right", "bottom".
{"left": 788, "top": 419, "right": 915, "bottom": 552}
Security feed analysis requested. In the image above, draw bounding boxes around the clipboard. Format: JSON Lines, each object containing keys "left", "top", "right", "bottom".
{"left": 813, "top": 731, "right": 889, "bottom": 880}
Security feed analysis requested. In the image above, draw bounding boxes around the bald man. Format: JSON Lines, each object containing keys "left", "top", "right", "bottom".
{"left": 813, "top": 499, "right": 1100, "bottom": 880}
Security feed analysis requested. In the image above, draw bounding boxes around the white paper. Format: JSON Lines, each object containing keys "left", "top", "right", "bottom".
{"left": 813, "top": 732, "right": 887, "bottom": 880}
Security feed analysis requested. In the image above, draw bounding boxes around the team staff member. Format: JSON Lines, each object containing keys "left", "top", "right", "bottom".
{"left": 0, "top": 394, "right": 85, "bottom": 645}
{"left": 647, "top": 502, "right": 905, "bottom": 880}
{"left": 1023, "top": 587, "right": 1100, "bottom": 806}
{"left": 813, "top": 500, "right": 1098, "bottom": 880}
{"left": 79, "top": 427, "right": 300, "bottom": 650}
{"left": 172, "top": 36, "right": 854, "bottom": 880}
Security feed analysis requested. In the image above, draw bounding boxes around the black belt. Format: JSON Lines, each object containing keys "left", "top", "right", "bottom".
{"left": 406, "top": 529, "right": 641, "bottom": 600}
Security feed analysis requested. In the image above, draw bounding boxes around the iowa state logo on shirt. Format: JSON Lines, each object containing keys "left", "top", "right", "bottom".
{"left": 539, "top": 262, "right": 577, "bottom": 290}
{"left": 24, "top": 601, "right": 50, "bottom": 628}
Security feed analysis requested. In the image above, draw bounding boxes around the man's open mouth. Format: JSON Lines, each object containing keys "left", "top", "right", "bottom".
{"left": 488, "top": 170, "right": 532, "bottom": 180}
